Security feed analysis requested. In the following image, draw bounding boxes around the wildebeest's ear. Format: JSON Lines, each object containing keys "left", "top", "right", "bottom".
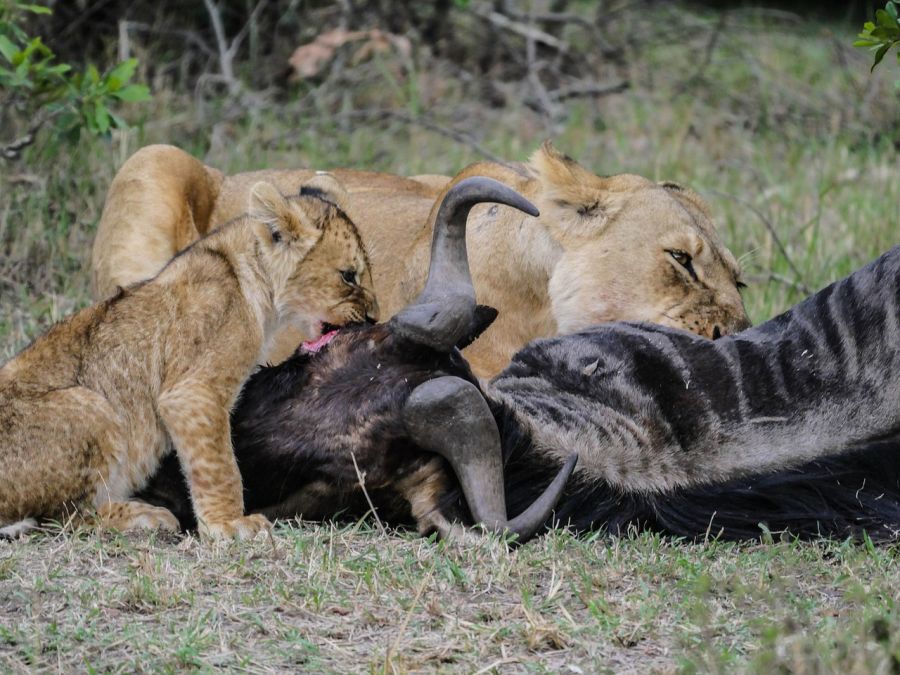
{"left": 455, "top": 305, "right": 499, "bottom": 350}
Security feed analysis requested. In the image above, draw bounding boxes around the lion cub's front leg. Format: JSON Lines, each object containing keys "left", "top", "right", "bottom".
{"left": 158, "top": 380, "right": 270, "bottom": 540}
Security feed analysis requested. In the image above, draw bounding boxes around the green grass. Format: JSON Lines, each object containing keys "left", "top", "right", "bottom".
{"left": 3, "top": 526, "right": 900, "bottom": 672}
{"left": 2, "top": 4, "right": 900, "bottom": 672}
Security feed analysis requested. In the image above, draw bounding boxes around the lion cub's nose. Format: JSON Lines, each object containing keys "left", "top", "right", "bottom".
{"left": 366, "top": 298, "right": 381, "bottom": 324}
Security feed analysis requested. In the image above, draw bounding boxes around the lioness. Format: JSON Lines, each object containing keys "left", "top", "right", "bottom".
{"left": 91, "top": 141, "right": 749, "bottom": 377}
{"left": 0, "top": 175, "right": 377, "bottom": 540}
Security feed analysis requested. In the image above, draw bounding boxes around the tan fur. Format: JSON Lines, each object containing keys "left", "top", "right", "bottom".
{"left": 91, "top": 142, "right": 748, "bottom": 377}
{"left": 1, "top": 177, "right": 377, "bottom": 539}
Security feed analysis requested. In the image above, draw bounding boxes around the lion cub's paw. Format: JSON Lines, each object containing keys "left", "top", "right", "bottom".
{"left": 97, "top": 501, "right": 181, "bottom": 533}
{"left": 200, "top": 514, "right": 272, "bottom": 541}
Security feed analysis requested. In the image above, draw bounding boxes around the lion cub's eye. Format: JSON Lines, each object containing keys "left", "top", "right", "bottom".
{"left": 340, "top": 269, "right": 358, "bottom": 285}
{"left": 667, "top": 249, "right": 699, "bottom": 282}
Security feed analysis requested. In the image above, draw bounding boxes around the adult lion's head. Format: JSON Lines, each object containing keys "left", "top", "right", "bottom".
{"left": 531, "top": 142, "right": 749, "bottom": 339}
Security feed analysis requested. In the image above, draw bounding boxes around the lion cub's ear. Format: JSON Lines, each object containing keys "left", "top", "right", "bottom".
{"left": 249, "top": 181, "right": 320, "bottom": 251}
{"left": 298, "top": 171, "right": 351, "bottom": 213}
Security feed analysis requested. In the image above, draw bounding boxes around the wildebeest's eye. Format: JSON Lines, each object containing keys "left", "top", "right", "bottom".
{"left": 341, "top": 269, "right": 358, "bottom": 285}
{"left": 667, "top": 249, "right": 699, "bottom": 282}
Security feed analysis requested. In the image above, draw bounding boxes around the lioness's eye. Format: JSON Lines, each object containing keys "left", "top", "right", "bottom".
{"left": 667, "top": 249, "right": 699, "bottom": 282}
{"left": 341, "top": 269, "right": 357, "bottom": 285}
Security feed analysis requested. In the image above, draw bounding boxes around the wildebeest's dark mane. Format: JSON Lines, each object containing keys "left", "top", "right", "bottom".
{"left": 488, "top": 391, "right": 900, "bottom": 541}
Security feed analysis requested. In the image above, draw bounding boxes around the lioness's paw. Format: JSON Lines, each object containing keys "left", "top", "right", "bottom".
{"left": 200, "top": 514, "right": 271, "bottom": 541}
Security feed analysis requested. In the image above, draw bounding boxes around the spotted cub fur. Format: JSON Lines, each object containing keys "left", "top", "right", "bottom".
{"left": 0, "top": 174, "right": 378, "bottom": 540}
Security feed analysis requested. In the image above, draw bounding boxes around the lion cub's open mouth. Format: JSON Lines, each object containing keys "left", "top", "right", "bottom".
{"left": 300, "top": 323, "right": 341, "bottom": 354}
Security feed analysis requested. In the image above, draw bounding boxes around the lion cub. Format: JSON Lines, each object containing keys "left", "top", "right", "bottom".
{"left": 0, "top": 174, "right": 378, "bottom": 540}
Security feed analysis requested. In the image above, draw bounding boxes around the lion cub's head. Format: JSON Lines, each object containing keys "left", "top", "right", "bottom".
{"left": 248, "top": 175, "right": 379, "bottom": 338}
{"left": 532, "top": 142, "right": 750, "bottom": 339}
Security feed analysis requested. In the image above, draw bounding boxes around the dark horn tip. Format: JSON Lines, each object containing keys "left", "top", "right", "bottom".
{"left": 506, "top": 452, "right": 579, "bottom": 544}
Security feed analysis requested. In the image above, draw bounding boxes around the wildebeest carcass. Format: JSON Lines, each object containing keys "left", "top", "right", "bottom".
{"left": 140, "top": 176, "right": 900, "bottom": 543}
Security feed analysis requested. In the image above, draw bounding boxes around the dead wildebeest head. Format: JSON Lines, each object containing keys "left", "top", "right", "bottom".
{"left": 138, "top": 176, "right": 577, "bottom": 542}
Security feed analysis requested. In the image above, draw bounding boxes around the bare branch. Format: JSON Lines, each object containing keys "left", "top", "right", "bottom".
{"left": 118, "top": 20, "right": 216, "bottom": 59}
{"left": 203, "top": 0, "right": 239, "bottom": 94}
{"left": 473, "top": 7, "right": 569, "bottom": 53}
{"left": 1, "top": 115, "right": 53, "bottom": 161}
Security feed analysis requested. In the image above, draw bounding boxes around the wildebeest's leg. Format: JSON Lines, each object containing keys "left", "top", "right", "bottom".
{"left": 393, "top": 457, "right": 458, "bottom": 537}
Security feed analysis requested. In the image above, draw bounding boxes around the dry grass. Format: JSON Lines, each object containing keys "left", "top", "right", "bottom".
{"left": 2, "top": 4, "right": 900, "bottom": 672}
{"left": 4, "top": 524, "right": 900, "bottom": 673}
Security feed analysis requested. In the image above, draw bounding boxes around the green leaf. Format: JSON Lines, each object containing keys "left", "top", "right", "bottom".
{"left": 854, "top": 39, "right": 879, "bottom": 47}
{"left": 112, "top": 83, "right": 150, "bottom": 102}
{"left": 93, "top": 100, "right": 110, "bottom": 134}
{"left": 106, "top": 58, "right": 137, "bottom": 86}
{"left": 43, "top": 63, "right": 71, "bottom": 75}
{"left": 872, "top": 42, "right": 892, "bottom": 71}
{"left": 18, "top": 4, "right": 52, "bottom": 15}
{"left": 0, "top": 34, "right": 17, "bottom": 62}
{"left": 888, "top": 2, "right": 899, "bottom": 22}
{"left": 877, "top": 8, "right": 900, "bottom": 29}
{"left": 869, "top": 25, "right": 900, "bottom": 40}
{"left": 108, "top": 110, "right": 128, "bottom": 129}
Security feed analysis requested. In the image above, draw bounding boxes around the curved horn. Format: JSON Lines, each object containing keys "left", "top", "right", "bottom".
{"left": 391, "top": 177, "right": 539, "bottom": 352}
{"left": 403, "top": 376, "right": 577, "bottom": 542}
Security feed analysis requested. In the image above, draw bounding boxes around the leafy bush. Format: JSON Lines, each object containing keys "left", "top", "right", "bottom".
{"left": 855, "top": 0, "right": 900, "bottom": 74}
{"left": 0, "top": 1, "right": 150, "bottom": 160}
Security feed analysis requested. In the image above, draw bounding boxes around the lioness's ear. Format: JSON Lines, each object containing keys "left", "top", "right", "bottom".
{"left": 529, "top": 140, "right": 643, "bottom": 238}
{"left": 659, "top": 180, "right": 713, "bottom": 218}
{"left": 298, "top": 172, "right": 351, "bottom": 213}
{"left": 249, "top": 181, "right": 320, "bottom": 248}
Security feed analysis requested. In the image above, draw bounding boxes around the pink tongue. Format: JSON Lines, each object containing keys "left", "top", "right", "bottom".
{"left": 301, "top": 329, "right": 339, "bottom": 353}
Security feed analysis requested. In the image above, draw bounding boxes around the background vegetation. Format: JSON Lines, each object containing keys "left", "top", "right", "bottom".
{"left": 1, "top": 1, "right": 899, "bottom": 671}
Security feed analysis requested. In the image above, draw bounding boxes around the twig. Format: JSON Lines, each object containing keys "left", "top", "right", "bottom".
{"left": 768, "top": 272, "right": 813, "bottom": 294}
{"left": 708, "top": 188, "right": 811, "bottom": 295}
{"left": 548, "top": 80, "right": 629, "bottom": 101}
{"left": 350, "top": 451, "right": 387, "bottom": 535}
